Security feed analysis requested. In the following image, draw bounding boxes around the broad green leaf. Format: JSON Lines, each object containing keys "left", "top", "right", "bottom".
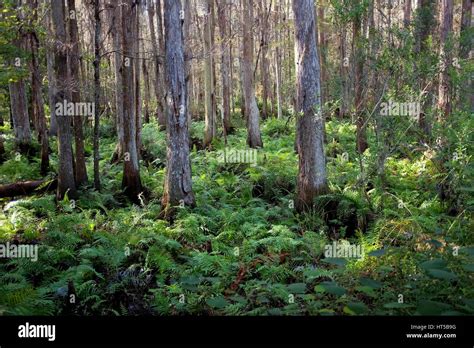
{"left": 416, "top": 300, "right": 452, "bottom": 315}
{"left": 460, "top": 247, "right": 474, "bottom": 256}
{"left": 315, "top": 281, "right": 346, "bottom": 296}
{"left": 344, "top": 301, "right": 368, "bottom": 315}
{"left": 426, "top": 269, "right": 458, "bottom": 281}
{"left": 359, "top": 277, "right": 383, "bottom": 289}
{"left": 206, "top": 296, "right": 229, "bottom": 309}
{"left": 355, "top": 285, "right": 377, "bottom": 297}
{"left": 462, "top": 264, "right": 474, "bottom": 272}
{"left": 420, "top": 259, "right": 447, "bottom": 270}
{"left": 287, "top": 283, "right": 306, "bottom": 294}
{"left": 321, "top": 258, "right": 348, "bottom": 267}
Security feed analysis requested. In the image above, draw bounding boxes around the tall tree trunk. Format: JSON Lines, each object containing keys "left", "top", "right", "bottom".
{"left": 293, "top": 0, "right": 328, "bottom": 212}
{"left": 353, "top": 2, "right": 368, "bottom": 153}
{"left": 242, "top": 0, "right": 263, "bottom": 148}
{"left": 110, "top": 0, "right": 124, "bottom": 162}
{"left": 438, "top": 0, "right": 454, "bottom": 120}
{"left": 275, "top": 1, "right": 283, "bottom": 119}
{"left": 93, "top": 0, "right": 101, "bottom": 191}
{"left": 148, "top": 0, "right": 166, "bottom": 129}
{"left": 9, "top": 2, "right": 31, "bottom": 155}
{"left": 27, "top": 0, "right": 49, "bottom": 174}
{"left": 318, "top": 0, "right": 327, "bottom": 106}
{"left": 134, "top": 3, "right": 142, "bottom": 158}
{"left": 217, "top": 0, "right": 232, "bottom": 133}
{"left": 339, "top": 23, "right": 350, "bottom": 119}
{"left": 203, "top": 0, "right": 216, "bottom": 148}
{"left": 67, "top": 0, "right": 88, "bottom": 186}
{"left": 403, "top": 0, "right": 412, "bottom": 28}
{"left": 259, "top": 0, "right": 270, "bottom": 119}
{"left": 51, "top": 0, "right": 77, "bottom": 200}
{"left": 460, "top": 0, "right": 473, "bottom": 110}
{"left": 47, "top": 48, "right": 58, "bottom": 137}
{"left": 120, "top": 0, "right": 142, "bottom": 202}
{"left": 9, "top": 80, "right": 31, "bottom": 154}
{"left": 161, "top": 0, "right": 195, "bottom": 219}
{"left": 142, "top": 58, "right": 151, "bottom": 124}
{"left": 415, "top": 0, "right": 435, "bottom": 136}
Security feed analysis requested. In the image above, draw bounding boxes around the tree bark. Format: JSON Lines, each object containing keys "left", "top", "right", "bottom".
{"left": 0, "top": 179, "right": 57, "bottom": 198}
{"left": 27, "top": 0, "right": 49, "bottom": 175}
{"left": 339, "top": 23, "right": 350, "bottom": 119}
{"left": 242, "top": 0, "right": 263, "bottom": 148}
{"left": 353, "top": 2, "right": 368, "bottom": 153}
{"left": 67, "top": 0, "right": 88, "bottom": 187}
{"left": 438, "top": 0, "right": 454, "bottom": 120}
{"left": 403, "top": 0, "right": 412, "bottom": 28}
{"left": 9, "top": 2, "right": 31, "bottom": 155}
{"left": 203, "top": 0, "right": 217, "bottom": 148}
{"left": 120, "top": 0, "right": 142, "bottom": 202}
{"left": 51, "top": 0, "right": 77, "bottom": 200}
{"left": 147, "top": 1, "right": 166, "bottom": 129}
{"left": 93, "top": 0, "right": 101, "bottom": 191}
{"left": 293, "top": 0, "right": 328, "bottom": 212}
{"left": 217, "top": 0, "right": 232, "bottom": 133}
{"left": 161, "top": 0, "right": 195, "bottom": 219}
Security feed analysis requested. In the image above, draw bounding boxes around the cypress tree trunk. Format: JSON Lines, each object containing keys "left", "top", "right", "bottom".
{"left": 51, "top": 0, "right": 77, "bottom": 200}
{"left": 293, "top": 0, "right": 328, "bottom": 212}
{"left": 161, "top": 0, "right": 195, "bottom": 219}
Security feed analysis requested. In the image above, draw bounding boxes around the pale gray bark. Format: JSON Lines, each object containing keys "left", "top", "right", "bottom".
{"left": 293, "top": 0, "right": 328, "bottom": 212}
{"left": 242, "top": 0, "right": 262, "bottom": 148}
{"left": 161, "top": 0, "right": 195, "bottom": 218}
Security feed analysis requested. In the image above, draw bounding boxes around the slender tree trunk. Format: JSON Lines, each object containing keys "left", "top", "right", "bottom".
{"left": 67, "top": 0, "right": 88, "bottom": 186}
{"left": 259, "top": 0, "right": 270, "bottom": 119}
{"left": 93, "top": 0, "right": 101, "bottom": 191}
{"left": 339, "top": 24, "right": 350, "bottom": 119}
{"left": 404, "top": 0, "right": 412, "bottom": 28}
{"left": 415, "top": 0, "right": 435, "bottom": 136}
{"left": 183, "top": 0, "right": 193, "bottom": 127}
{"left": 47, "top": 48, "right": 58, "bottom": 137}
{"left": 110, "top": 0, "right": 124, "bottom": 162}
{"left": 293, "top": 0, "right": 328, "bottom": 212}
{"left": 161, "top": 0, "right": 195, "bottom": 219}
{"left": 318, "top": 0, "right": 327, "bottom": 106}
{"left": 27, "top": 0, "right": 49, "bottom": 174}
{"left": 9, "top": 2, "right": 31, "bottom": 155}
{"left": 148, "top": 1, "right": 166, "bottom": 129}
{"left": 438, "top": 0, "right": 454, "bottom": 120}
{"left": 242, "top": 0, "right": 263, "bottom": 148}
{"left": 51, "top": 0, "right": 77, "bottom": 200}
{"left": 120, "top": 0, "right": 142, "bottom": 202}
{"left": 275, "top": 1, "right": 283, "bottom": 119}
{"left": 134, "top": 4, "right": 142, "bottom": 158}
{"left": 460, "top": 0, "right": 473, "bottom": 110}
{"left": 203, "top": 0, "right": 216, "bottom": 148}
{"left": 353, "top": 3, "right": 368, "bottom": 153}
{"left": 217, "top": 0, "right": 232, "bottom": 133}
{"left": 142, "top": 58, "right": 151, "bottom": 124}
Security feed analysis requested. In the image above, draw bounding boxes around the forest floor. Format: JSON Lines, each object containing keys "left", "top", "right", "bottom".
{"left": 0, "top": 112, "right": 473, "bottom": 315}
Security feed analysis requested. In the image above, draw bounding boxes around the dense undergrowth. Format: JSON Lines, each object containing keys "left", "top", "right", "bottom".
{"left": 0, "top": 110, "right": 473, "bottom": 316}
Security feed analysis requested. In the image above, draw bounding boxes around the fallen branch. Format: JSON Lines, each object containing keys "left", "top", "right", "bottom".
{"left": 0, "top": 179, "right": 57, "bottom": 198}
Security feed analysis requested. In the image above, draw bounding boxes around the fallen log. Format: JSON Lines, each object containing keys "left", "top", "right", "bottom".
{"left": 0, "top": 179, "right": 57, "bottom": 198}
